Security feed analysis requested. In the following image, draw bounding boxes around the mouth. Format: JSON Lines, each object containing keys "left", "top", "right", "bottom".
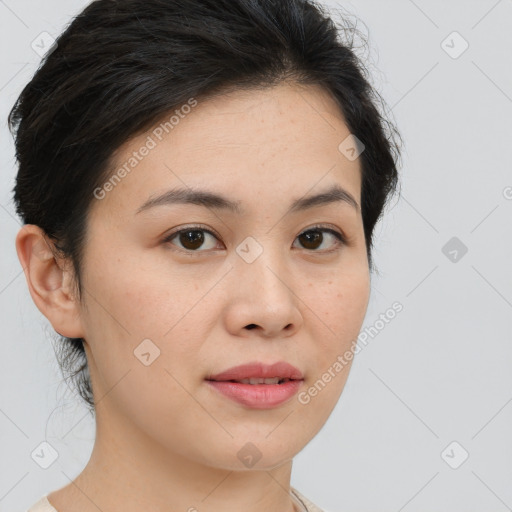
{"left": 206, "top": 361, "right": 304, "bottom": 382}
{"left": 205, "top": 361, "right": 304, "bottom": 409}
{"left": 221, "top": 377, "right": 295, "bottom": 385}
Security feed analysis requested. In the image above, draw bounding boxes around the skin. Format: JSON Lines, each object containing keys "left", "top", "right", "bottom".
{"left": 16, "top": 81, "right": 370, "bottom": 512}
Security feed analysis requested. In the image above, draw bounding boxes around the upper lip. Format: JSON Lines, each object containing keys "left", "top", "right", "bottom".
{"left": 207, "top": 361, "right": 304, "bottom": 381}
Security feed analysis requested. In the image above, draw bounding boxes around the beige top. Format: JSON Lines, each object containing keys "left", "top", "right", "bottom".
{"left": 27, "top": 487, "right": 324, "bottom": 512}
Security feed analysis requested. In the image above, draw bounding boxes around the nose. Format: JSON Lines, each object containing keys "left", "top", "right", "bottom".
{"left": 222, "top": 247, "right": 304, "bottom": 339}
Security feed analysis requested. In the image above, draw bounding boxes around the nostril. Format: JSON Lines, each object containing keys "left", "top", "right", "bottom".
{"left": 245, "top": 324, "right": 258, "bottom": 330}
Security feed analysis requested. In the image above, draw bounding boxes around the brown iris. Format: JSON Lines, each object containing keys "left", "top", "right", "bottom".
{"left": 179, "top": 230, "right": 205, "bottom": 250}
{"left": 297, "top": 230, "right": 323, "bottom": 250}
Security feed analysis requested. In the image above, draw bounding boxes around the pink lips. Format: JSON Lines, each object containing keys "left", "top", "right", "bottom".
{"left": 206, "top": 361, "right": 304, "bottom": 409}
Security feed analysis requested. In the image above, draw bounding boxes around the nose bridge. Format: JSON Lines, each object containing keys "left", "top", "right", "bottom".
{"left": 233, "top": 234, "right": 296, "bottom": 309}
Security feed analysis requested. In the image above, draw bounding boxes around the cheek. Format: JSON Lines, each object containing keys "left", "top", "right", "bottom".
{"left": 82, "top": 249, "right": 201, "bottom": 340}
{"left": 308, "top": 266, "right": 370, "bottom": 354}
{"left": 79, "top": 251, "right": 213, "bottom": 393}
{"left": 79, "top": 259, "right": 211, "bottom": 442}
{"left": 296, "top": 265, "right": 369, "bottom": 423}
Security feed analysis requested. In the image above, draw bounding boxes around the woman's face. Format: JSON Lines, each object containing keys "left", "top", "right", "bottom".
{"left": 77, "top": 81, "right": 370, "bottom": 470}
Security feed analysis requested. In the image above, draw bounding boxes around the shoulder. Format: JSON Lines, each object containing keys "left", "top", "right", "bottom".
{"left": 290, "top": 486, "right": 326, "bottom": 512}
{"left": 26, "top": 495, "right": 59, "bottom": 512}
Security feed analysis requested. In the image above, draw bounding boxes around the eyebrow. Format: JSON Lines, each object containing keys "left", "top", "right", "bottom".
{"left": 135, "top": 183, "right": 359, "bottom": 216}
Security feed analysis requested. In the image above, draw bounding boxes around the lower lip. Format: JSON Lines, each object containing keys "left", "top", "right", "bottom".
{"left": 206, "top": 380, "right": 303, "bottom": 409}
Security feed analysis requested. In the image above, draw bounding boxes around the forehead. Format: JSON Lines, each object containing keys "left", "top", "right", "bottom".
{"left": 90, "top": 81, "right": 362, "bottom": 220}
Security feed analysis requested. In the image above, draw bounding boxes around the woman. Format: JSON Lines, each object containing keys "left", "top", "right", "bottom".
{"left": 10, "top": 0, "right": 402, "bottom": 511}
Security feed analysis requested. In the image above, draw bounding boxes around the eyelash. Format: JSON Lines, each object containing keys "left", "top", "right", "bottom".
{"left": 161, "top": 223, "right": 348, "bottom": 255}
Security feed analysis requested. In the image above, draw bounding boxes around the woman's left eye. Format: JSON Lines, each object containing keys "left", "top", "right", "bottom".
{"left": 292, "top": 227, "right": 346, "bottom": 252}
{"left": 162, "top": 225, "right": 346, "bottom": 254}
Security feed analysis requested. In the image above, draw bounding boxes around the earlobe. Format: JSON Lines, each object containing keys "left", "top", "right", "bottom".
{"left": 15, "top": 224, "right": 85, "bottom": 339}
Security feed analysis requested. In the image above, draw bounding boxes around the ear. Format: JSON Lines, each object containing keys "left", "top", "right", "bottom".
{"left": 15, "top": 224, "right": 85, "bottom": 339}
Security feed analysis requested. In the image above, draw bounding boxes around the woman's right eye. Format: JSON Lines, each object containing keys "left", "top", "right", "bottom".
{"left": 162, "top": 226, "right": 222, "bottom": 253}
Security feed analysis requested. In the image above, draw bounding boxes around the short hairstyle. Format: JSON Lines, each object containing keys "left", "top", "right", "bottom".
{"left": 9, "top": 0, "right": 402, "bottom": 412}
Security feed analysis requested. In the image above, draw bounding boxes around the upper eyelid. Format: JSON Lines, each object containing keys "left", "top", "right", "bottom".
{"left": 163, "top": 224, "right": 220, "bottom": 241}
{"left": 164, "top": 223, "right": 344, "bottom": 237}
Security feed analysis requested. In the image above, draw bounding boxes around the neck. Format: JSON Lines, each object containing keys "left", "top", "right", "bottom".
{"left": 50, "top": 403, "right": 300, "bottom": 512}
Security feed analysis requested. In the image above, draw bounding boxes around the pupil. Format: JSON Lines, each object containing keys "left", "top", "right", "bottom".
{"left": 180, "top": 230, "right": 204, "bottom": 250}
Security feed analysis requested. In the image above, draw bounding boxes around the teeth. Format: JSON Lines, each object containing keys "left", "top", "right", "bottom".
{"left": 238, "top": 377, "right": 281, "bottom": 385}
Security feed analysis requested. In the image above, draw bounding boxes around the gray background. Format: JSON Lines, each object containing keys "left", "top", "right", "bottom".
{"left": 1, "top": 1, "right": 511, "bottom": 511}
